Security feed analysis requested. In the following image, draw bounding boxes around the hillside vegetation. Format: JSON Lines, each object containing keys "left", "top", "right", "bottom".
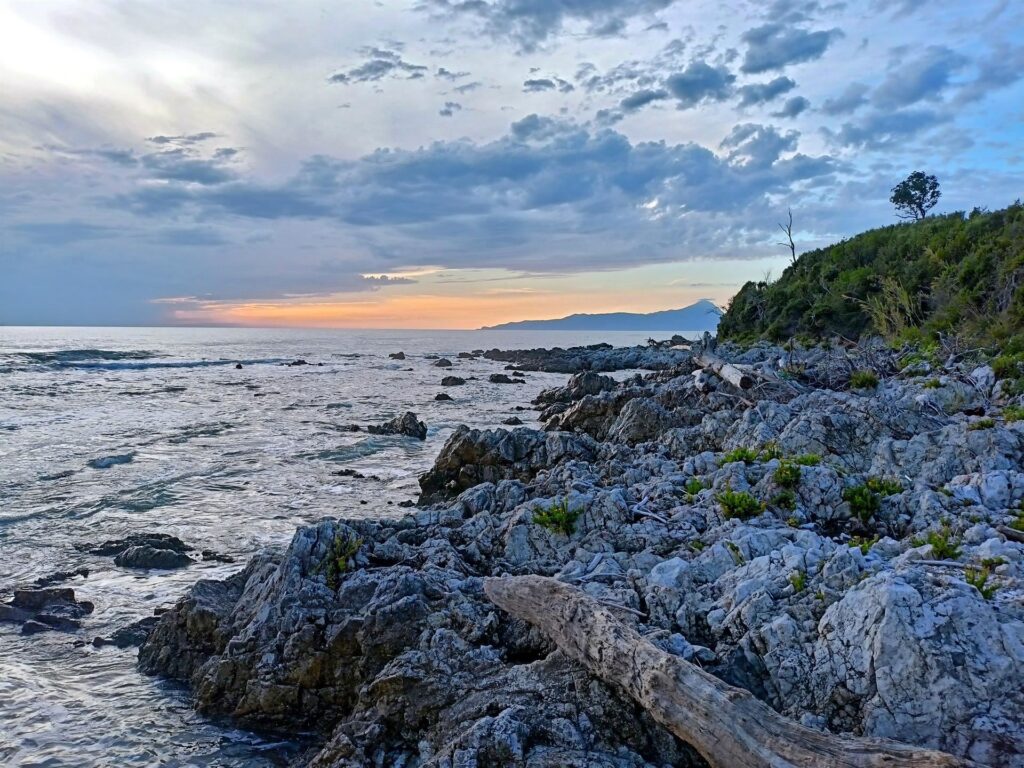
{"left": 719, "top": 202, "right": 1024, "bottom": 369}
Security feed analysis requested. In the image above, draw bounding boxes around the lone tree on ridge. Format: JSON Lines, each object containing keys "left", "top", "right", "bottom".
{"left": 890, "top": 171, "right": 941, "bottom": 220}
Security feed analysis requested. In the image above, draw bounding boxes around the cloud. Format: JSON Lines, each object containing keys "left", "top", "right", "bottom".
{"left": 771, "top": 95, "right": 810, "bottom": 118}
{"left": 823, "top": 108, "right": 946, "bottom": 150}
{"left": 872, "top": 45, "right": 968, "bottom": 109}
{"left": 740, "top": 23, "right": 842, "bottom": 73}
{"left": 664, "top": 61, "right": 736, "bottom": 108}
{"left": 952, "top": 43, "right": 1024, "bottom": 105}
{"left": 821, "top": 82, "right": 869, "bottom": 115}
{"left": 439, "top": 101, "right": 462, "bottom": 116}
{"left": 736, "top": 76, "right": 797, "bottom": 107}
{"left": 328, "top": 47, "right": 428, "bottom": 84}
{"left": 103, "top": 116, "right": 837, "bottom": 277}
{"left": 435, "top": 67, "right": 470, "bottom": 80}
{"left": 454, "top": 81, "right": 483, "bottom": 94}
{"left": 423, "top": 0, "right": 673, "bottom": 51}
{"left": 147, "top": 132, "right": 218, "bottom": 146}
{"left": 140, "top": 147, "right": 237, "bottom": 185}
{"left": 620, "top": 88, "right": 670, "bottom": 111}
{"left": 523, "top": 78, "right": 556, "bottom": 92}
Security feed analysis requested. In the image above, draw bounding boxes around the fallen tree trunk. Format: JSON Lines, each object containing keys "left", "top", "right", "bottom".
{"left": 484, "top": 575, "right": 976, "bottom": 768}
{"left": 695, "top": 352, "right": 755, "bottom": 390}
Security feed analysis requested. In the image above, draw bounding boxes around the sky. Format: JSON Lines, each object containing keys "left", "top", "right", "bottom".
{"left": 1, "top": 0, "right": 1023, "bottom": 328}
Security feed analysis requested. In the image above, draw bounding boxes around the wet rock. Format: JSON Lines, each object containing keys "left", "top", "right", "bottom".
{"left": 502, "top": 416, "right": 524, "bottom": 425}
{"left": 433, "top": 358, "right": 453, "bottom": 368}
{"left": 235, "top": 363, "right": 243, "bottom": 369}
{"left": 78, "top": 533, "right": 192, "bottom": 557}
{"left": 202, "top": 550, "right": 236, "bottom": 563}
{"left": 115, "top": 545, "right": 194, "bottom": 569}
{"left": 457, "top": 352, "right": 476, "bottom": 359}
{"left": 285, "top": 359, "right": 309, "bottom": 367}
{"left": 388, "top": 351, "right": 406, "bottom": 360}
{"left": 441, "top": 376, "right": 466, "bottom": 386}
{"left": 488, "top": 373, "right": 520, "bottom": 384}
{"left": 32, "top": 567, "right": 90, "bottom": 588}
{"left": 1, "top": 588, "right": 95, "bottom": 634}
{"left": 93, "top": 615, "right": 162, "bottom": 648}
{"left": 367, "top": 411, "right": 428, "bottom": 440}
{"left": 334, "top": 468, "right": 366, "bottom": 479}
{"left": 434, "top": 392, "right": 454, "bottom": 401}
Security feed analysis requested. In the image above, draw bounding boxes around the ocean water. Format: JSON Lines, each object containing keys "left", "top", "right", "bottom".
{"left": 0, "top": 326, "right": 667, "bottom": 767}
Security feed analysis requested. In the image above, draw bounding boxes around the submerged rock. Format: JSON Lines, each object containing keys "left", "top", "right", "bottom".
{"left": 433, "top": 358, "right": 453, "bottom": 368}
{"left": 0, "top": 588, "right": 95, "bottom": 634}
{"left": 441, "top": 376, "right": 466, "bottom": 386}
{"left": 115, "top": 545, "right": 193, "bottom": 569}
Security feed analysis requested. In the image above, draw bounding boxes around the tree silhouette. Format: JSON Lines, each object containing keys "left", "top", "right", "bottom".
{"left": 890, "top": 172, "right": 940, "bottom": 220}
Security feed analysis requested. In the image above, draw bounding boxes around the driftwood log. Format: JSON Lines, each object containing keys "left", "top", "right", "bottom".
{"left": 484, "top": 575, "right": 976, "bottom": 768}
{"left": 695, "top": 352, "right": 755, "bottom": 390}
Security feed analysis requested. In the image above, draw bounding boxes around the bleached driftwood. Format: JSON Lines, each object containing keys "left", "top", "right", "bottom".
{"left": 483, "top": 575, "right": 976, "bottom": 768}
{"left": 695, "top": 352, "right": 755, "bottom": 390}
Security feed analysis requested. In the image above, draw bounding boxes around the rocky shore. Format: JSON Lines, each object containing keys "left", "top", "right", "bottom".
{"left": 136, "top": 339, "right": 1024, "bottom": 767}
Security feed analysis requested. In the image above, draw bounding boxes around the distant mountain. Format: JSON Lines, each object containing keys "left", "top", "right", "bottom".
{"left": 481, "top": 299, "right": 722, "bottom": 332}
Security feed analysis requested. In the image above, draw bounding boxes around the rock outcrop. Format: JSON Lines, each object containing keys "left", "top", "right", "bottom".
{"left": 140, "top": 339, "right": 1024, "bottom": 767}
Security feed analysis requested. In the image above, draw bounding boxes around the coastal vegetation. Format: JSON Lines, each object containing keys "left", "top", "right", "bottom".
{"left": 718, "top": 201, "right": 1024, "bottom": 384}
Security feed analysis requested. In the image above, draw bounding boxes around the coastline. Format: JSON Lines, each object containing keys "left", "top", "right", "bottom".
{"left": 131, "top": 338, "right": 1024, "bottom": 767}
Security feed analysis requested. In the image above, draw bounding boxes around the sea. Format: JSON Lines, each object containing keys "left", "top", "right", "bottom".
{"left": 0, "top": 326, "right": 674, "bottom": 768}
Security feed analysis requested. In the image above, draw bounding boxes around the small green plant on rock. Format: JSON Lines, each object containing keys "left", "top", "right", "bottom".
{"left": 922, "top": 523, "right": 961, "bottom": 560}
{"left": 760, "top": 441, "right": 783, "bottom": 461}
{"left": 849, "top": 370, "right": 879, "bottom": 389}
{"left": 842, "top": 485, "right": 881, "bottom": 523}
{"left": 849, "top": 534, "right": 879, "bottom": 555}
{"left": 968, "top": 418, "right": 996, "bottom": 431}
{"left": 922, "top": 378, "right": 942, "bottom": 389}
{"left": 965, "top": 566, "right": 998, "bottom": 600}
{"left": 717, "top": 489, "right": 765, "bottom": 520}
{"left": 683, "top": 477, "right": 705, "bottom": 497}
{"left": 322, "top": 533, "right": 363, "bottom": 590}
{"left": 533, "top": 498, "right": 579, "bottom": 536}
{"left": 773, "top": 490, "right": 797, "bottom": 511}
{"left": 789, "top": 570, "right": 807, "bottom": 593}
{"left": 794, "top": 453, "right": 822, "bottom": 466}
{"left": 773, "top": 460, "right": 802, "bottom": 489}
{"left": 722, "top": 446, "right": 759, "bottom": 464}
{"left": 865, "top": 476, "right": 903, "bottom": 496}
{"left": 725, "top": 540, "right": 744, "bottom": 564}
{"left": 1003, "top": 405, "right": 1024, "bottom": 423}
{"left": 1008, "top": 509, "right": 1024, "bottom": 532}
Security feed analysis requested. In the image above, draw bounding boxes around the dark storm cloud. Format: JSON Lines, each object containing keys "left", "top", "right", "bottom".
{"left": 736, "top": 76, "right": 796, "bottom": 107}
{"left": 328, "top": 48, "right": 428, "bottom": 84}
{"left": 422, "top": 0, "right": 674, "bottom": 51}
{"left": 740, "top": 23, "right": 842, "bottom": 73}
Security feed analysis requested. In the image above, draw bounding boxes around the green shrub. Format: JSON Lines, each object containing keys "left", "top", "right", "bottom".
{"left": 865, "top": 476, "right": 903, "bottom": 496}
{"left": 922, "top": 378, "right": 942, "bottom": 389}
{"left": 772, "top": 490, "right": 797, "bottom": 511}
{"left": 717, "top": 489, "right": 765, "bottom": 520}
{"left": 683, "top": 477, "right": 705, "bottom": 496}
{"left": 849, "top": 370, "right": 879, "bottom": 389}
{"left": 773, "top": 460, "right": 802, "bottom": 489}
{"left": 794, "top": 453, "right": 822, "bottom": 466}
{"left": 1009, "top": 511, "right": 1024, "bottom": 532}
{"left": 968, "top": 418, "right": 996, "bottom": 430}
{"left": 842, "top": 485, "right": 881, "bottom": 523}
{"left": 788, "top": 570, "right": 807, "bottom": 593}
{"left": 722, "top": 446, "right": 759, "bottom": 464}
{"left": 965, "top": 566, "right": 998, "bottom": 600}
{"left": 533, "top": 498, "right": 579, "bottom": 536}
{"left": 923, "top": 524, "right": 961, "bottom": 560}
{"left": 760, "top": 441, "right": 783, "bottom": 461}
{"left": 1002, "top": 405, "right": 1024, "bottom": 423}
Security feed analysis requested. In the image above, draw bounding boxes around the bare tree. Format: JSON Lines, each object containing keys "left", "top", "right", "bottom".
{"left": 777, "top": 208, "right": 796, "bottom": 265}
